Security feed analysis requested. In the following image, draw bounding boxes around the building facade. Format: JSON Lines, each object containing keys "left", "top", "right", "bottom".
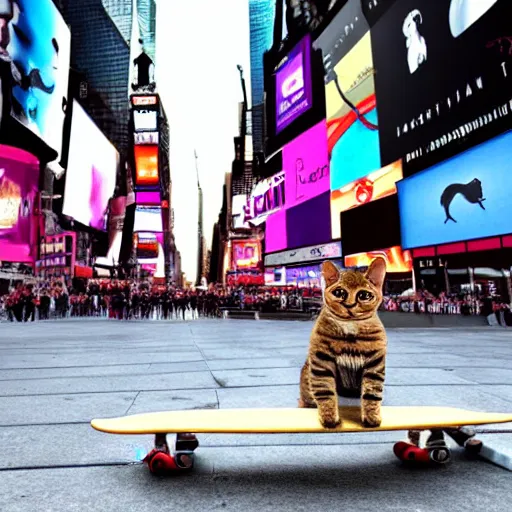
{"left": 249, "top": 0, "right": 275, "bottom": 157}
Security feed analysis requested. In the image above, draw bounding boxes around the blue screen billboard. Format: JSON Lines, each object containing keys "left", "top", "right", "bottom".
{"left": 3, "top": 0, "right": 71, "bottom": 155}
{"left": 397, "top": 130, "right": 512, "bottom": 249}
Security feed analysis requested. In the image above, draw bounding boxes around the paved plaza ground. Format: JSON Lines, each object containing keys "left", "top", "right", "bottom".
{"left": 0, "top": 319, "right": 511, "bottom": 511}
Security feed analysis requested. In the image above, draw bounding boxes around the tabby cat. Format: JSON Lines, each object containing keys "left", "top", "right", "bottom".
{"left": 299, "top": 258, "right": 387, "bottom": 428}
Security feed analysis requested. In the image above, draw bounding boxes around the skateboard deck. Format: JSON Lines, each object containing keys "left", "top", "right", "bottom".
{"left": 91, "top": 406, "right": 512, "bottom": 435}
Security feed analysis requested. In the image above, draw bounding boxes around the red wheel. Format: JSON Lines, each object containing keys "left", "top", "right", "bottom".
{"left": 144, "top": 450, "right": 179, "bottom": 475}
{"left": 393, "top": 442, "right": 431, "bottom": 463}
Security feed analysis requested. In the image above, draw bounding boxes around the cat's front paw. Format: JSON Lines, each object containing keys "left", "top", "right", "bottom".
{"left": 318, "top": 405, "right": 341, "bottom": 428}
{"left": 361, "top": 409, "right": 381, "bottom": 428}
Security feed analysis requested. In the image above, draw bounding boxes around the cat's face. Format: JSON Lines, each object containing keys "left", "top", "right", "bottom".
{"left": 322, "top": 258, "right": 386, "bottom": 320}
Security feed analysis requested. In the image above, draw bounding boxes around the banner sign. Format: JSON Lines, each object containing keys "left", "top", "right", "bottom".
{"left": 264, "top": 241, "right": 342, "bottom": 267}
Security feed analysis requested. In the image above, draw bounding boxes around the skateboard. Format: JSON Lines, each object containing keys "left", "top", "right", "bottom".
{"left": 91, "top": 406, "right": 512, "bottom": 475}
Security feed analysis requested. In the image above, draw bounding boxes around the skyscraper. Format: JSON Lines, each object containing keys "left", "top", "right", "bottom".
{"left": 59, "top": 0, "right": 131, "bottom": 154}
{"left": 249, "top": 0, "right": 275, "bottom": 156}
{"left": 195, "top": 151, "right": 205, "bottom": 286}
{"left": 101, "top": 0, "right": 156, "bottom": 62}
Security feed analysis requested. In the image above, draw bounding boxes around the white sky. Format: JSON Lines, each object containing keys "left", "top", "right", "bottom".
{"left": 156, "top": 1, "right": 252, "bottom": 283}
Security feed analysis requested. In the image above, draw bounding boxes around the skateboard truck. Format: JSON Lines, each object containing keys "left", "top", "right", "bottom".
{"left": 143, "top": 433, "right": 199, "bottom": 475}
{"left": 395, "top": 427, "right": 487, "bottom": 466}
{"left": 394, "top": 429, "right": 451, "bottom": 465}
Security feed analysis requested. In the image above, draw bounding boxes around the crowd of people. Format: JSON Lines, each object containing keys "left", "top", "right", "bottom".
{"left": 0, "top": 279, "right": 320, "bottom": 322}
{"left": 381, "top": 289, "right": 511, "bottom": 317}
{"left": 0, "top": 278, "right": 510, "bottom": 324}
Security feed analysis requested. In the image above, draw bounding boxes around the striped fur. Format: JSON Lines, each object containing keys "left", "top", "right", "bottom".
{"left": 299, "top": 258, "right": 387, "bottom": 428}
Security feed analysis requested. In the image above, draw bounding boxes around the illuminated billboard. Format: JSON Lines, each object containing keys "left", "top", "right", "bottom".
{"left": 62, "top": 101, "right": 118, "bottom": 231}
{"left": 370, "top": 0, "right": 511, "bottom": 170}
{"left": 134, "top": 145, "right": 159, "bottom": 187}
{"left": 0, "top": 145, "right": 40, "bottom": 263}
{"left": 282, "top": 120, "right": 330, "bottom": 209}
{"left": 314, "top": 0, "right": 381, "bottom": 193}
{"left": 330, "top": 159, "right": 402, "bottom": 238}
{"left": 4, "top": 0, "right": 71, "bottom": 155}
{"left": 133, "top": 205, "right": 163, "bottom": 233}
{"left": 275, "top": 34, "right": 313, "bottom": 134}
{"left": 134, "top": 131, "right": 159, "bottom": 145}
{"left": 397, "top": 131, "right": 512, "bottom": 250}
{"left": 133, "top": 109, "right": 158, "bottom": 132}
{"left": 345, "top": 246, "right": 413, "bottom": 273}
{"left": 232, "top": 240, "right": 261, "bottom": 270}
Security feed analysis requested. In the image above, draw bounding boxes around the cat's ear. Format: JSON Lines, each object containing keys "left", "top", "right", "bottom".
{"left": 322, "top": 261, "right": 340, "bottom": 287}
{"left": 365, "top": 258, "right": 386, "bottom": 290}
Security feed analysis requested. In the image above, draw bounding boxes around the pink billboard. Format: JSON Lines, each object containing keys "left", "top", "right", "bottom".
{"left": 135, "top": 191, "right": 161, "bottom": 205}
{"left": 265, "top": 210, "right": 287, "bottom": 253}
{"left": 0, "top": 145, "right": 40, "bottom": 263}
{"left": 282, "top": 120, "right": 330, "bottom": 209}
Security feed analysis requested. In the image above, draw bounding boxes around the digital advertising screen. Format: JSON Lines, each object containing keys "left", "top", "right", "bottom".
{"left": 63, "top": 101, "right": 119, "bottom": 231}
{"left": 362, "top": 0, "right": 400, "bottom": 27}
{"left": 95, "top": 197, "right": 126, "bottom": 267}
{"left": 314, "top": 0, "right": 382, "bottom": 193}
{"left": 265, "top": 209, "right": 287, "bottom": 253}
{"left": 134, "top": 145, "right": 159, "bottom": 188}
{"left": 264, "top": 267, "right": 287, "bottom": 286}
{"left": 244, "top": 171, "right": 285, "bottom": 226}
{"left": 330, "top": 159, "right": 402, "bottom": 238}
{"left": 134, "top": 131, "right": 159, "bottom": 145}
{"left": 232, "top": 240, "right": 261, "bottom": 270}
{"left": 133, "top": 109, "right": 158, "bottom": 132}
{"left": 286, "top": 191, "right": 331, "bottom": 250}
{"left": 275, "top": 34, "right": 313, "bottom": 134}
{"left": 371, "top": 0, "right": 512, "bottom": 172}
{"left": 282, "top": 120, "right": 330, "bottom": 209}
{"left": 131, "top": 95, "right": 158, "bottom": 107}
{"left": 5, "top": 0, "right": 71, "bottom": 155}
{"left": 135, "top": 191, "right": 161, "bottom": 205}
{"left": 397, "top": 130, "right": 512, "bottom": 250}
{"left": 0, "top": 145, "right": 39, "bottom": 262}
{"left": 133, "top": 205, "right": 163, "bottom": 233}
{"left": 344, "top": 245, "right": 413, "bottom": 273}
{"left": 232, "top": 194, "right": 251, "bottom": 230}
{"left": 340, "top": 194, "right": 401, "bottom": 255}
{"left": 135, "top": 232, "right": 159, "bottom": 260}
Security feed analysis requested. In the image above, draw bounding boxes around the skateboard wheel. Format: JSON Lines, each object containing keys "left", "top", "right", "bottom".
{"left": 393, "top": 442, "right": 431, "bottom": 463}
{"left": 464, "top": 438, "right": 483, "bottom": 455}
{"left": 175, "top": 452, "right": 195, "bottom": 469}
{"left": 429, "top": 447, "right": 451, "bottom": 464}
{"left": 147, "top": 452, "right": 179, "bottom": 474}
{"left": 393, "top": 441, "right": 411, "bottom": 459}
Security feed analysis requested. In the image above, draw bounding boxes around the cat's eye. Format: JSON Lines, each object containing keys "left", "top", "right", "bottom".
{"left": 357, "top": 290, "right": 374, "bottom": 302}
{"left": 332, "top": 288, "right": 347, "bottom": 300}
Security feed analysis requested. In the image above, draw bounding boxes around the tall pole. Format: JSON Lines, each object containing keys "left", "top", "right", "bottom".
{"left": 195, "top": 150, "right": 203, "bottom": 286}
{"left": 236, "top": 65, "right": 247, "bottom": 167}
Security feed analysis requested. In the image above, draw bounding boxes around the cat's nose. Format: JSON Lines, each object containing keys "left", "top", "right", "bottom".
{"left": 344, "top": 303, "right": 357, "bottom": 309}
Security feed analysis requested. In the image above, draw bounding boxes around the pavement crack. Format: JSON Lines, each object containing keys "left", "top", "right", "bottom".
{"left": 188, "top": 325, "right": 225, "bottom": 390}
{"left": 124, "top": 391, "right": 141, "bottom": 416}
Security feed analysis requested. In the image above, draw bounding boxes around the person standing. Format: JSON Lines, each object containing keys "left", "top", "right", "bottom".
{"left": 23, "top": 285, "right": 36, "bottom": 322}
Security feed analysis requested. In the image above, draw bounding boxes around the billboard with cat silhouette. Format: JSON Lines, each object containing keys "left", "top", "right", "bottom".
{"left": 282, "top": 120, "right": 330, "bottom": 209}
{"left": 313, "top": 0, "right": 382, "bottom": 194}
{"left": 0, "top": 145, "right": 39, "bottom": 262}
{"left": 397, "top": 130, "right": 512, "bottom": 249}
{"left": 370, "top": 0, "right": 512, "bottom": 175}
{"left": 2, "top": 0, "right": 71, "bottom": 156}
